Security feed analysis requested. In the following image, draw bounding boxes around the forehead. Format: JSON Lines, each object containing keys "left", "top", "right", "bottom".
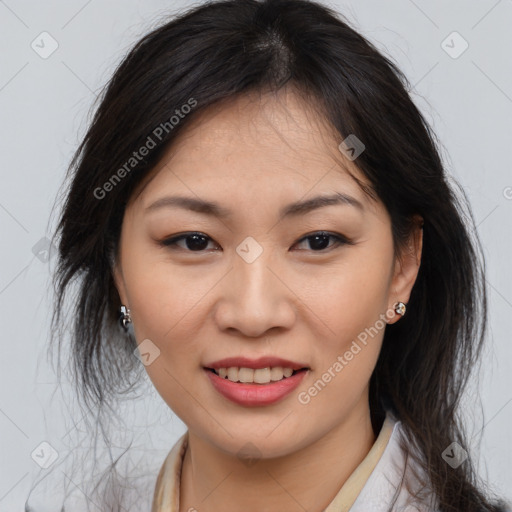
{"left": 132, "top": 87, "right": 374, "bottom": 210}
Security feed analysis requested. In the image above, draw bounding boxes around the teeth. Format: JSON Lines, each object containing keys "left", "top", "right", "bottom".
{"left": 227, "top": 367, "right": 238, "bottom": 381}
{"left": 213, "top": 366, "right": 297, "bottom": 384}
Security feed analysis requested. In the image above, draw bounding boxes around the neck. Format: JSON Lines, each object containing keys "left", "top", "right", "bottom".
{"left": 179, "top": 401, "right": 377, "bottom": 512}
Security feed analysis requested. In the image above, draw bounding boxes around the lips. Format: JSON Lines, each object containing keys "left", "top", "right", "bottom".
{"left": 203, "top": 356, "right": 310, "bottom": 371}
{"left": 204, "top": 366, "right": 309, "bottom": 406}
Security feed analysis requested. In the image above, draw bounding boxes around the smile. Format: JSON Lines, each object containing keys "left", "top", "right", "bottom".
{"left": 203, "top": 367, "right": 309, "bottom": 407}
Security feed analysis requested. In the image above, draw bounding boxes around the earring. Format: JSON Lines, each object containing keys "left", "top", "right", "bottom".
{"left": 120, "top": 305, "right": 132, "bottom": 331}
{"left": 394, "top": 301, "right": 406, "bottom": 316}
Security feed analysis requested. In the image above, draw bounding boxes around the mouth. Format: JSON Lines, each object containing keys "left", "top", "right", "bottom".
{"left": 203, "top": 365, "right": 310, "bottom": 406}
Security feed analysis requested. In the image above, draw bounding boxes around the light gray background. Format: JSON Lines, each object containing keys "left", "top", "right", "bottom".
{"left": 0, "top": 0, "right": 511, "bottom": 510}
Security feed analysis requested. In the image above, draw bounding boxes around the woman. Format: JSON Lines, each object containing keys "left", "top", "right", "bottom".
{"left": 40, "top": 0, "right": 509, "bottom": 510}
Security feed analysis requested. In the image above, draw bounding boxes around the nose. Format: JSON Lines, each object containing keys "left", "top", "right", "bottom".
{"left": 213, "top": 243, "right": 296, "bottom": 338}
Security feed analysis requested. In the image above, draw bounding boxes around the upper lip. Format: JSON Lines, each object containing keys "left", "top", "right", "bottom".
{"left": 204, "top": 356, "right": 309, "bottom": 371}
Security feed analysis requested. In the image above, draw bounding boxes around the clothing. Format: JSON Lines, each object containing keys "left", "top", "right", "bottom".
{"left": 151, "top": 413, "right": 438, "bottom": 511}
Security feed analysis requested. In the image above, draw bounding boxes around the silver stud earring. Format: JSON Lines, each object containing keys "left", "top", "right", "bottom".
{"left": 394, "top": 301, "right": 406, "bottom": 316}
{"left": 120, "top": 305, "right": 132, "bottom": 331}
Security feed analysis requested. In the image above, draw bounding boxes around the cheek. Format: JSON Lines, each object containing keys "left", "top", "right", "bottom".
{"left": 300, "top": 247, "right": 392, "bottom": 400}
{"left": 123, "top": 245, "right": 206, "bottom": 336}
{"left": 302, "top": 253, "right": 392, "bottom": 341}
{"left": 121, "top": 250, "right": 209, "bottom": 416}
{"left": 121, "top": 247, "right": 223, "bottom": 391}
{"left": 301, "top": 278, "right": 388, "bottom": 417}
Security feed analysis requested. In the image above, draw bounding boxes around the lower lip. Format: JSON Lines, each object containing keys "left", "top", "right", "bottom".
{"left": 204, "top": 368, "right": 308, "bottom": 407}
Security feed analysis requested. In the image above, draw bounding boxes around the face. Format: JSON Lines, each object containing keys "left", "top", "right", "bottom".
{"left": 113, "top": 87, "right": 422, "bottom": 459}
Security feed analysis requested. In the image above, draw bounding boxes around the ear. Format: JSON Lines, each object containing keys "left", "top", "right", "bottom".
{"left": 112, "top": 260, "right": 129, "bottom": 307}
{"left": 387, "top": 215, "right": 423, "bottom": 324}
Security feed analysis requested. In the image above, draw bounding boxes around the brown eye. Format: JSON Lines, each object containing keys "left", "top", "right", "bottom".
{"left": 292, "top": 231, "right": 352, "bottom": 252}
{"left": 160, "top": 232, "right": 219, "bottom": 252}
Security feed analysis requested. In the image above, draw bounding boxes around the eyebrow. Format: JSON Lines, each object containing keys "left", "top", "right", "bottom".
{"left": 145, "top": 191, "right": 365, "bottom": 220}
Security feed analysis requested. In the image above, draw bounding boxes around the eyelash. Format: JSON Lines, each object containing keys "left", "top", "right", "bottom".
{"left": 159, "top": 231, "right": 353, "bottom": 253}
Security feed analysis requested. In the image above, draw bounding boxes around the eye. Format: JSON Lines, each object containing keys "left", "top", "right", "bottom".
{"left": 292, "top": 231, "right": 352, "bottom": 252}
{"left": 159, "top": 232, "right": 220, "bottom": 252}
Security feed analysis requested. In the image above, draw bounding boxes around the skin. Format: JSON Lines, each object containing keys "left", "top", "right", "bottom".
{"left": 113, "top": 86, "right": 423, "bottom": 512}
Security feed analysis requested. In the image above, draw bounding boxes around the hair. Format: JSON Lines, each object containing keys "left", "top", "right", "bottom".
{"left": 27, "top": 0, "right": 510, "bottom": 510}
